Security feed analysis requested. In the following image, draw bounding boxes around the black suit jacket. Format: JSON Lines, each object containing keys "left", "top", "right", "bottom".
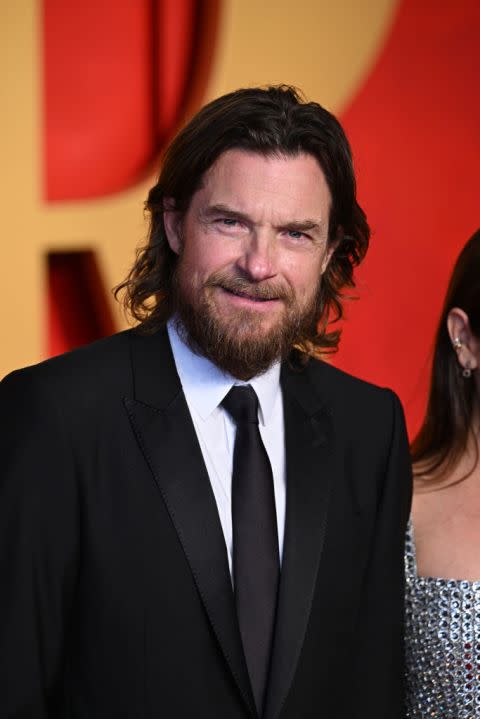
{"left": 0, "top": 329, "right": 411, "bottom": 718}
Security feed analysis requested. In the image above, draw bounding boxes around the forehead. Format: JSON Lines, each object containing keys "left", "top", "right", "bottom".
{"left": 193, "top": 149, "right": 331, "bottom": 221}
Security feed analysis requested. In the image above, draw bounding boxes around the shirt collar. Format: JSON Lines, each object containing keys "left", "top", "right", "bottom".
{"left": 167, "top": 318, "right": 281, "bottom": 425}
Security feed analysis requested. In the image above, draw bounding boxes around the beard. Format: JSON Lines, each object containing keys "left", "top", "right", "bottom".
{"left": 172, "top": 260, "right": 321, "bottom": 380}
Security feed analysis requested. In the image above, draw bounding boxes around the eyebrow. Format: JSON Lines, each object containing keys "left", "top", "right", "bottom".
{"left": 200, "top": 204, "right": 324, "bottom": 233}
{"left": 200, "top": 204, "right": 251, "bottom": 223}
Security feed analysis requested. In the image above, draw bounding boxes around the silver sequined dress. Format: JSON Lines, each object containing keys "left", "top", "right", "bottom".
{"left": 405, "top": 522, "right": 480, "bottom": 717}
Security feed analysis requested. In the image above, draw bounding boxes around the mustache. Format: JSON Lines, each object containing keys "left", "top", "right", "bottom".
{"left": 205, "top": 271, "right": 294, "bottom": 302}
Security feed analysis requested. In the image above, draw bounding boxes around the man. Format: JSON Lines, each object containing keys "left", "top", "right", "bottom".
{"left": 0, "top": 86, "right": 411, "bottom": 718}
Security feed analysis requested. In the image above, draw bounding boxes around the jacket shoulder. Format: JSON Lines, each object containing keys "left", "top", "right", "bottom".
{"left": 306, "top": 357, "right": 396, "bottom": 404}
{"left": 302, "top": 357, "right": 405, "bottom": 442}
{"left": 1, "top": 330, "right": 134, "bottom": 403}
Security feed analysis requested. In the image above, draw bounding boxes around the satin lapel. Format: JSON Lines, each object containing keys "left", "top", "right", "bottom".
{"left": 124, "top": 330, "right": 256, "bottom": 716}
{"left": 264, "top": 363, "right": 334, "bottom": 719}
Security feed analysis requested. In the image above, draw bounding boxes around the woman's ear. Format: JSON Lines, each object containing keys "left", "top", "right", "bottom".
{"left": 163, "top": 198, "right": 182, "bottom": 255}
{"left": 447, "top": 307, "right": 469, "bottom": 345}
{"left": 447, "top": 307, "right": 479, "bottom": 372}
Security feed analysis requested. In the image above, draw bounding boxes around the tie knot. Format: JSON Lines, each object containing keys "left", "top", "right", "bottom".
{"left": 222, "top": 385, "right": 259, "bottom": 425}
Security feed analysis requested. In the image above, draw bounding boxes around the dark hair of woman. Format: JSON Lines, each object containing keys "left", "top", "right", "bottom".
{"left": 411, "top": 229, "right": 480, "bottom": 486}
{"left": 114, "top": 85, "right": 370, "bottom": 357}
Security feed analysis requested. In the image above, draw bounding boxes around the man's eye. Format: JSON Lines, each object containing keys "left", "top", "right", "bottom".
{"left": 288, "top": 230, "right": 305, "bottom": 239}
{"left": 220, "top": 218, "right": 238, "bottom": 226}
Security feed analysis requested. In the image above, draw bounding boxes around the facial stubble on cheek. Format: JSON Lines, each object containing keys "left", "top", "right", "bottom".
{"left": 172, "top": 256, "right": 322, "bottom": 380}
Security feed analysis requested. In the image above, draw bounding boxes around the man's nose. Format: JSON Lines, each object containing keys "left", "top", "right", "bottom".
{"left": 236, "top": 231, "right": 277, "bottom": 281}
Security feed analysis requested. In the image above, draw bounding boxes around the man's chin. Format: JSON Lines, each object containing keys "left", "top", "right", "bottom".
{"left": 190, "top": 313, "right": 298, "bottom": 379}
{"left": 217, "top": 310, "right": 283, "bottom": 337}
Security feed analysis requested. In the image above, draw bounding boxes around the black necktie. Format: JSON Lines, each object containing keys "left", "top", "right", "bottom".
{"left": 222, "top": 385, "right": 280, "bottom": 715}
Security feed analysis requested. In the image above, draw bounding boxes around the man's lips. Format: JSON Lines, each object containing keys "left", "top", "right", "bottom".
{"left": 220, "top": 286, "right": 280, "bottom": 302}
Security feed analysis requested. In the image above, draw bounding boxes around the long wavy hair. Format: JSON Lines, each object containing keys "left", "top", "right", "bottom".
{"left": 411, "top": 229, "right": 480, "bottom": 486}
{"left": 114, "top": 85, "right": 370, "bottom": 357}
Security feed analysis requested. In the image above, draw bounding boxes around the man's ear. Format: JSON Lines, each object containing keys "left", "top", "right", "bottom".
{"left": 321, "top": 242, "right": 337, "bottom": 274}
{"left": 163, "top": 198, "right": 182, "bottom": 255}
{"left": 320, "top": 228, "right": 341, "bottom": 275}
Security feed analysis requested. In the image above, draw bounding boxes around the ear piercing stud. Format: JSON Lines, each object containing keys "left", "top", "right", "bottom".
{"left": 452, "top": 337, "right": 474, "bottom": 377}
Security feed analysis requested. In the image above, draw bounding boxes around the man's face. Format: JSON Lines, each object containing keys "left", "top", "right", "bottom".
{"left": 164, "top": 149, "right": 335, "bottom": 378}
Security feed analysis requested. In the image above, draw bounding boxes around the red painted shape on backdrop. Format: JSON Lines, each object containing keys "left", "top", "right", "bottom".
{"left": 155, "top": 0, "right": 196, "bottom": 141}
{"left": 337, "top": 0, "right": 480, "bottom": 437}
{"left": 42, "top": 0, "right": 198, "bottom": 200}
{"left": 47, "top": 252, "right": 115, "bottom": 356}
{"left": 43, "top": 1, "right": 154, "bottom": 199}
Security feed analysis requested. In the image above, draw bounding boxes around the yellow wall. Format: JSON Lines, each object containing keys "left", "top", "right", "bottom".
{"left": 0, "top": 0, "right": 398, "bottom": 378}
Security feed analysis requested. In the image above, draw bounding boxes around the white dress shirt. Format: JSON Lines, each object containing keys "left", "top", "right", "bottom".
{"left": 167, "top": 320, "right": 286, "bottom": 575}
